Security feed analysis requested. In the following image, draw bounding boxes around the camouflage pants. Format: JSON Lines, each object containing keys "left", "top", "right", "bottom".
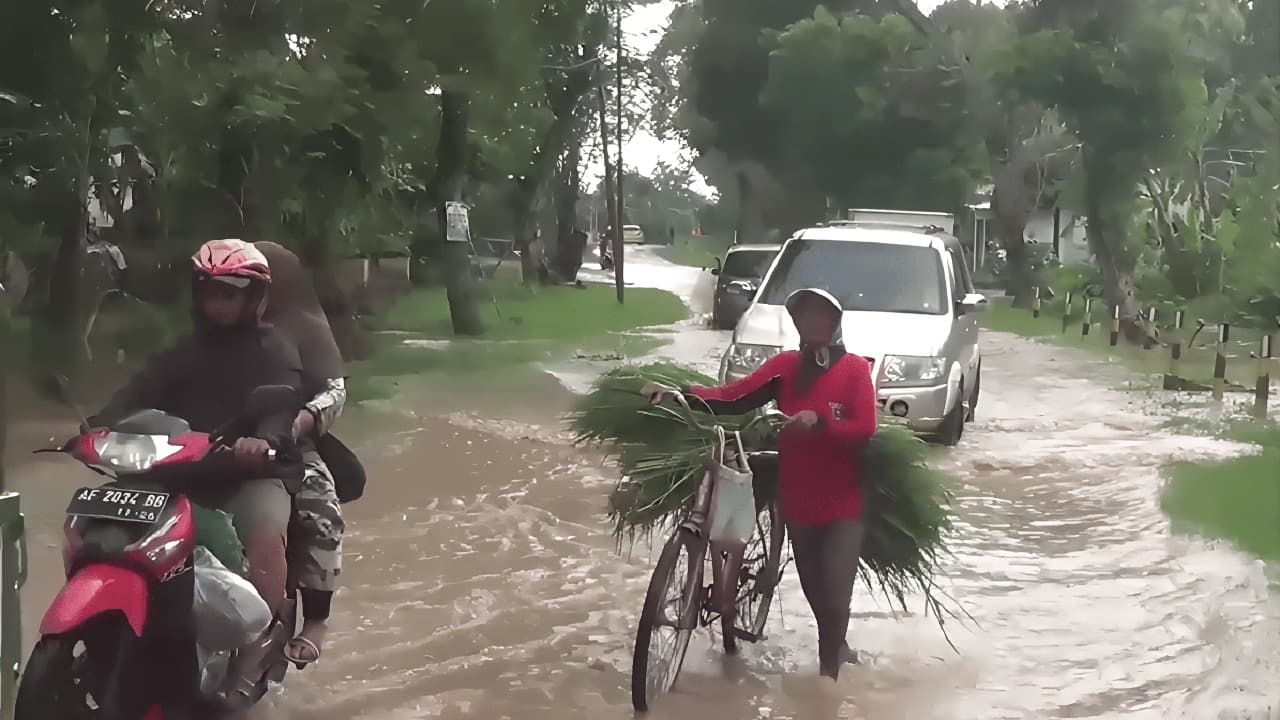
{"left": 290, "top": 452, "right": 345, "bottom": 592}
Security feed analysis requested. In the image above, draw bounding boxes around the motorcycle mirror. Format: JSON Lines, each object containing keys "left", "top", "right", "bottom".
{"left": 245, "top": 385, "right": 300, "bottom": 418}
{"left": 49, "top": 374, "right": 91, "bottom": 432}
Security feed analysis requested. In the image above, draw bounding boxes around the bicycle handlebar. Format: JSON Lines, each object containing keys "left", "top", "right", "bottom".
{"left": 648, "top": 388, "right": 787, "bottom": 436}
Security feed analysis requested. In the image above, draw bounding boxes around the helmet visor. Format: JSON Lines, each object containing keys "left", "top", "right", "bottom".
{"left": 197, "top": 274, "right": 252, "bottom": 289}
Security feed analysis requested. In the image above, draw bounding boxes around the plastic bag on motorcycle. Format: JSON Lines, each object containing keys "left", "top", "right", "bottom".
{"left": 192, "top": 546, "right": 271, "bottom": 651}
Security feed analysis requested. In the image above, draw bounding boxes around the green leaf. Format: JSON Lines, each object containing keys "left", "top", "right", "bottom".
{"left": 69, "top": 5, "right": 110, "bottom": 80}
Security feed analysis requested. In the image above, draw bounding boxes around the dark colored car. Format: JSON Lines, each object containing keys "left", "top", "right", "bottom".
{"left": 710, "top": 244, "right": 781, "bottom": 330}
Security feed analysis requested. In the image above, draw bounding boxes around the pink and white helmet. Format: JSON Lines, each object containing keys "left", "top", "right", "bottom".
{"left": 192, "top": 239, "right": 271, "bottom": 286}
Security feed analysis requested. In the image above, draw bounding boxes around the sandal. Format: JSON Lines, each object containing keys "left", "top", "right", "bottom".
{"left": 284, "top": 636, "right": 321, "bottom": 670}
{"left": 840, "top": 643, "right": 862, "bottom": 665}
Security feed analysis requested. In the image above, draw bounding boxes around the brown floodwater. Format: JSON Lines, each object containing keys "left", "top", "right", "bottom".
{"left": 7, "top": 248, "right": 1279, "bottom": 719}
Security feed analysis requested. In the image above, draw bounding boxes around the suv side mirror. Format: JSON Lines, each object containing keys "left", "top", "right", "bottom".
{"left": 709, "top": 257, "right": 722, "bottom": 275}
{"left": 957, "top": 293, "right": 989, "bottom": 315}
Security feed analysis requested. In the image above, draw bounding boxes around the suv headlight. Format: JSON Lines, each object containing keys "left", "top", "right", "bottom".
{"left": 879, "top": 355, "right": 946, "bottom": 387}
{"left": 724, "top": 343, "right": 781, "bottom": 378}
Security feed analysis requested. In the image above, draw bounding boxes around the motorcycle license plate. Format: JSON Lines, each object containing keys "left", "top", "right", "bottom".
{"left": 66, "top": 487, "right": 169, "bottom": 524}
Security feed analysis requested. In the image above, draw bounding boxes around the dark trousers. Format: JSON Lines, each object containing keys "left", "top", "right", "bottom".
{"left": 787, "top": 520, "right": 865, "bottom": 679}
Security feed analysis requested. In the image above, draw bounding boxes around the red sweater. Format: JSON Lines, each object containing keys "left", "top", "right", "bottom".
{"left": 689, "top": 350, "right": 878, "bottom": 527}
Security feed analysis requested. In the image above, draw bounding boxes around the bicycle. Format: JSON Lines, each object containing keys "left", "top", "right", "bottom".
{"left": 630, "top": 393, "right": 787, "bottom": 712}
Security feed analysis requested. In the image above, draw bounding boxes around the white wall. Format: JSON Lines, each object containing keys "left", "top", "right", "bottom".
{"left": 1024, "top": 209, "right": 1090, "bottom": 267}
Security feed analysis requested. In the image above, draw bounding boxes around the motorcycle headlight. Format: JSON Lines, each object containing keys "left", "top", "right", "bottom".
{"left": 724, "top": 343, "right": 781, "bottom": 378}
{"left": 92, "top": 433, "right": 183, "bottom": 473}
{"left": 879, "top": 355, "right": 947, "bottom": 387}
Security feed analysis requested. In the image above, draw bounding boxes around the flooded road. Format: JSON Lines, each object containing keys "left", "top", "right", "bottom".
{"left": 9, "top": 248, "right": 1280, "bottom": 719}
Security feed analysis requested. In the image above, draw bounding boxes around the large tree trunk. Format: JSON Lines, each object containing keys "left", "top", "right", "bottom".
{"left": 596, "top": 81, "right": 619, "bottom": 256}
{"left": 735, "top": 170, "right": 767, "bottom": 245}
{"left": 552, "top": 142, "right": 585, "bottom": 281}
{"left": 435, "top": 90, "right": 485, "bottom": 336}
{"left": 1083, "top": 150, "right": 1144, "bottom": 340}
{"left": 511, "top": 180, "right": 545, "bottom": 285}
{"left": 34, "top": 159, "right": 92, "bottom": 384}
{"left": 989, "top": 182, "right": 1035, "bottom": 303}
{"left": 510, "top": 47, "right": 599, "bottom": 285}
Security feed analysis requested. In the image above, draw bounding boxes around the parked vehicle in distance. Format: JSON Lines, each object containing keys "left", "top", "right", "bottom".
{"left": 710, "top": 244, "right": 782, "bottom": 330}
{"left": 719, "top": 213, "right": 987, "bottom": 446}
{"left": 622, "top": 225, "right": 646, "bottom": 244}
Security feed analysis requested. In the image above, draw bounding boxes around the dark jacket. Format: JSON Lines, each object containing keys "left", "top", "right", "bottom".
{"left": 91, "top": 328, "right": 304, "bottom": 452}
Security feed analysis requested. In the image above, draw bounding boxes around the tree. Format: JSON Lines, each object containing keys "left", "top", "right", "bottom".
{"left": 0, "top": 0, "right": 157, "bottom": 380}
{"left": 995, "top": 1, "right": 1206, "bottom": 336}
{"left": 919, "top": 1, "right": 1077, "bottom": 302}
{"left": 682, "top": 0, "right": 864, "bottom": 240}
{"left": 504, "top": 0, "right": 603, "bottom": 285}
{"left": 760, "top": 9, "right": 984, "bottom": 217}
{"left": 1218, "top": 85, "right": 1280, "bottom": 321}
{"left": 590, "top": 163, "right": 710, "bottom": 245}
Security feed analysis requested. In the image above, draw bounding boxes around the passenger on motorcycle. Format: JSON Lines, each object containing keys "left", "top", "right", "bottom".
{"left": 89, "top": 238, "right": 303, "bottom": 616}
{"left": 256, "top": 241, "right": 349, "bottom": 668}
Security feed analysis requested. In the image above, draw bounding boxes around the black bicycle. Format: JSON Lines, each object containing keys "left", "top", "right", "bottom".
{"left": 630, "top": 401, "right": 786, "bottom": 712}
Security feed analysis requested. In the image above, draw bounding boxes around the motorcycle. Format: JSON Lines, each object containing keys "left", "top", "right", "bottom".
{"left": 599, "top": 238, "right": 615, "bottom": 271}
{"left": 17, "top": 383, "right": 303, "bottom": 720}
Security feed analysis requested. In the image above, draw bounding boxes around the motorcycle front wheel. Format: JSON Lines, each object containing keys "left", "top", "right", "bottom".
{"left": 16, "top": 619, "right": 149, "bottom": 720}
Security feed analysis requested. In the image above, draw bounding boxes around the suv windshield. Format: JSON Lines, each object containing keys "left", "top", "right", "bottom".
{"left": 758, "top": 238, "right": 948, "bottom": 315}
{"left": 722, "top": 249, "right": 777, "bottom": 278}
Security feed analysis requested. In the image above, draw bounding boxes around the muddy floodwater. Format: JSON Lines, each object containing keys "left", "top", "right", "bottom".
{"left": 8, "top": 248, "right": 1280, "bottom": 719}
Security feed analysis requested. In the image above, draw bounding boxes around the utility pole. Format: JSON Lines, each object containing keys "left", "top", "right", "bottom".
{"left": 613, "top": 0, "right": 625, "bottom": 304}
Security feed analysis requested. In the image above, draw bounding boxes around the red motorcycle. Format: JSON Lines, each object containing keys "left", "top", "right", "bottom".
{"left": 17, "top": 384, "right": 302, "bottom": 720}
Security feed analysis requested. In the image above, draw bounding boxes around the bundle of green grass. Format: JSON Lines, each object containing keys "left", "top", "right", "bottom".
{"left": 568, "top": 361, "right": 964, "bottom": 641}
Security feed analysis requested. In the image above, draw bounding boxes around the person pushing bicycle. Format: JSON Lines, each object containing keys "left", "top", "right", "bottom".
{"left": 646, "top": 287, "right": 878, "bottom": 683}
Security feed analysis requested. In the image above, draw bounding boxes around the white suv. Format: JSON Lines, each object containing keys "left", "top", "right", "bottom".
{"left": 719, "top": 216, "right": 987, "bottom": 445}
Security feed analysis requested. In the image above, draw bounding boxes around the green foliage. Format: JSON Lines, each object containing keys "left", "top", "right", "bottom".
{"left": 759, "top": 9, "right": 984, "bottom": 211}
{"left": 995, "top": 11, "right": 1205, "bottom": 183}
{"left": 676, "top": 2, "right": 986, "bottom": 221}
{"left": 1, "top": 0, "right": 616, "bottom": 298}
{"left": 657, "top": 234, "right": 732, "bottom": 268}
{"left": 594, "top": 164, "right": 709, "bottom": 241}
{"left": 1162, "top": 426, "right": 1280, "bottom": 562}
{"left": 1044, "top": 263, "right": 1104, "bottom": 299}
{"left": 570, "top": 361, "right": 965, "bottom": 643}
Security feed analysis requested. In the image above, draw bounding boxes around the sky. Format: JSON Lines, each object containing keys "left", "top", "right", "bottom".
{"left": 587, "top": 0, "right": 987, "bottom": 197}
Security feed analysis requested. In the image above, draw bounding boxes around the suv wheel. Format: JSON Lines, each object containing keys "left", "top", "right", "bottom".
{"left": 966, "top": 365, "right": 981, "bottom": 423}
{"left": 930, "top": 381, "right": 965, "bottom": 447}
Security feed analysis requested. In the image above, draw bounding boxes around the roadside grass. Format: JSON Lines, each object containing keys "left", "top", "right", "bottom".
{"left": 656, "top": 234, "right": 732, "bottom": 269}
{"left": 376, "top": 267, "right": 687, "bottom": 340}
{"left": 983, "top": 297, "right": 1273, "bottom": 389}
{"left": 349, "top": 269, "right": 687, "bottom": 401}
{"left": 1161, "top": 422, "right": 1280, "bottom": 562}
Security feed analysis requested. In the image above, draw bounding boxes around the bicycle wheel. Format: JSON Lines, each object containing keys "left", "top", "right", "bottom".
{"left": 632, "top": 528, "right": 705, "bottom": 712}
{"left": 722, "top": 501, "right": 784, "bottom": 655}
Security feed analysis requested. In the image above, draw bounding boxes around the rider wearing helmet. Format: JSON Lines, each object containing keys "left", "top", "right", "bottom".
{"left": 650, "top": 288, "right": 877, "bottom": 683}
{"left": 91, "top": 239, "right": 303, "bottom": 616}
